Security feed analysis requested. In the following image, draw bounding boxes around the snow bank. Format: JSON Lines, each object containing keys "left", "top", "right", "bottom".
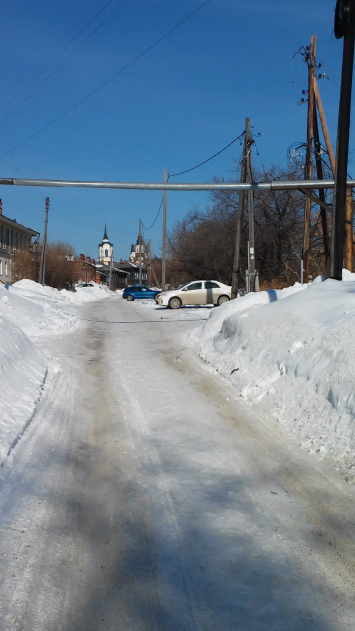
{"left": 0, "top": 280, "right": 113, "bottom": 463}
{"left": 0, "top": 314, "right": 48, "bottom": 464}
{"left": 191, "top": 277, "right": 355, "bottom": 476}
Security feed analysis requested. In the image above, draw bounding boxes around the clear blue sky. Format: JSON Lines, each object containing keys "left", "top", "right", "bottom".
{"left": 0, "top": 0, "right": 351, "bottom": 260}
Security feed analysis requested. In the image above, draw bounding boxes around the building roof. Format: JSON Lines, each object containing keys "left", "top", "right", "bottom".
{"left": 0, "top": 213, "right": 39, "bottom": 237}
{"left": 115, "top": 260, "right": 146, "bottom": 270}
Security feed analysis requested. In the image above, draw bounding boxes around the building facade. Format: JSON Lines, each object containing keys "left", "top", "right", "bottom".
{"left": 0, "top": 200, "right": 39, "bottom": 284}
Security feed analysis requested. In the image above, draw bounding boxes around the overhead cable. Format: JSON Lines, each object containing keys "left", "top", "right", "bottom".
{"left": 0, "top": 0, "right": 116, "bottom": 119}
{"left": 0, "top": 0, "right": 212, "bottom": 159}
{"left": 142, "top": 196, "right": 164, "bottom": 231}
{"left": 169, "top": 131, "right": 245, "bottom": 177}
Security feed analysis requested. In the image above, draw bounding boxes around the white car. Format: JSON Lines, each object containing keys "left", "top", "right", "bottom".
{"left": 155, "top": 280, "right": 231, "bottom": 309}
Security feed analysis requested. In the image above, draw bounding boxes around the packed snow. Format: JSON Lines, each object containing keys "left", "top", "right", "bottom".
{"left": 190, "top": 272, "right": 355, "bottom": 477}
{"left": 0, "top": 280, "right": 112, "bottom": 465}
{"left": 2, "top": 274, "right": 355, "bottom": 479}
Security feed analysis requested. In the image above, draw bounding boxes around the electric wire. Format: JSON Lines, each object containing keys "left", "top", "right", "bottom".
{"left": 142, "top": 196, "right": 164, "bottom": 231}
{"left": 169, "top": 131, "right": 245, "bottom": 178}
{"left": 0, "top": 0, "right": 130, "bottom": 126}
{"left": 0, "top": 0, "right": 115, "bottom": 119}
{"left": 0, "top": 0, "right": 212, "bottom": 159}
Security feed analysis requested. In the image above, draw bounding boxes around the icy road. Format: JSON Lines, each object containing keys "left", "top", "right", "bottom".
{"left": 1, "top": 295, "right": 355, "bottom": 631}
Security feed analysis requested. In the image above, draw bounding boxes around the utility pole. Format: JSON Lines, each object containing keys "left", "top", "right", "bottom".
{"left": 331, "top": 0, "right": 355, "bottom": 280}
{"left": 39, "top": 196, "right": 49, "bottom": 286}
{"left": 303, "top": 34, "right": 316, "bottom": 283}
{"left": 162, "top": 169, "right": 168, "bottom": 290}
{"left": 108, "top": 255, "right": 113, "bottom": 289}
{"left": 245, "top": 118, "right": 257, "bottom": 292}
{"left": 313, "top": 99, "right": 330, "bottom": 268}
{"left": 138, "top": 218, "right": 142, "bottom": 285}
{"left": 231, "top": 130, "right": 247, "bottom": 299}
{"left": 344, "top": 188, "right": 354, "bottom": 270}
{"left": 148, "top": 238, "right": 152, "bottom": 286}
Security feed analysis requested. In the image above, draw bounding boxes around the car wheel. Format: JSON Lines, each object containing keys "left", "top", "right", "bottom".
{"left": 217, "top": 294, "right": 230, "bottom": 306}
{"left": 168, "top": 296, "right": 182, "bottom": 309}
{"left": 126, "top": 294, "right": 134, "bottom": 301}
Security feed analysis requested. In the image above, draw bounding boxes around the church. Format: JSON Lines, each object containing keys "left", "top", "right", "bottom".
{"left": 97, "top": 225, "right": 148, "bottom": 287}
{"left": 98, "top": 224, "right": 113, "bottom": 265}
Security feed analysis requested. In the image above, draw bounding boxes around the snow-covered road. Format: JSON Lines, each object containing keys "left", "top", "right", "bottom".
{"left": 1, "top": 295, "right": 355, "bottom": 630}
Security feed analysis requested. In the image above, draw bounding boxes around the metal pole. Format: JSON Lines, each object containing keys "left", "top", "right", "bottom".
{"left": 331, "top": 0, "right": 355, "bottom": 280}
{"left": 162, "top": 169, "right": 168, "bottom": 290}
{"left": 1, "top": 177, "right": 355, "bottom": 191}
{"left": 39, "top": 197, "right": 49, "bottom": 285}
{"left": 231, "top": 130, "right": 247, "bottom": 299}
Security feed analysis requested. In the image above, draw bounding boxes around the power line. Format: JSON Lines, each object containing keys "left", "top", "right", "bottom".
{"left": 0, "top": 0, "right": 130, "bottom": 126}
{"left": 0, "top": 0, "right": 114, "bottom": 117}
{"left": 169, "top": 131, "right": 245, "bottom": 177}
{"left": 0, "top": 0, "right": 212, "bottom": 159}
{"left": 142, "top": 196, "right": 164, "bottom": 231}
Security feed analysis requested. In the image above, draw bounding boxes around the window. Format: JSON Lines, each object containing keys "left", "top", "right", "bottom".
{"left": 0, "top": 260, "right": 2, "bottom": 275}
{"left": 205, "top": 281, "right": 220, "bottom": 289}
{"left": 5, "top": 261, "right": 8, "bottom": 277}
{"left": 105, "top": 249, "right": 108, "bottom": 257}
{"left": 186, "top": 282, "right": 202, "bottom": 291}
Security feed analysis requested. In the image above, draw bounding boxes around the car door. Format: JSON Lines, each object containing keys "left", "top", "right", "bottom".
{"left": 181, "top": 281, "right": 204, "bottom": 305}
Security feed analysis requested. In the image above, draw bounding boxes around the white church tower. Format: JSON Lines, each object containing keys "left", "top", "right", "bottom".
{"left": 98, "top": 224, "right": 113, "bottom": 264}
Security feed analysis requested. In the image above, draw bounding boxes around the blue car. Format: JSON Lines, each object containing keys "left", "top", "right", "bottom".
{"left": 122, "top": 285, "right": 161, "bottom": 301}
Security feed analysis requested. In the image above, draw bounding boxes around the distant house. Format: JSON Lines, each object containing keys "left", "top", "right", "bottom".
{"left": 116, "top": 259, "right": 147, "bottom": 286}
{"left": 0, "top": 200, "right": 39, "bottom": 284}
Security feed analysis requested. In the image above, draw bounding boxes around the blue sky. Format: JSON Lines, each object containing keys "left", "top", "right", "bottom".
{"left": 0, "top": 0, "right": 350, "bottom": 260}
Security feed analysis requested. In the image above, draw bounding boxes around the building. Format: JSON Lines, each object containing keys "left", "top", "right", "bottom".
{"left": 129, "top": 233, "right": 146, "bottom": 263}
{"left": 98, "top": 224, "right": 114, "bottom": 265}
{"left": 116, "top": 259, "right": 148, "bottom": 286}
{"left": 0, "top": 200, "right": 39, "bottom": 284}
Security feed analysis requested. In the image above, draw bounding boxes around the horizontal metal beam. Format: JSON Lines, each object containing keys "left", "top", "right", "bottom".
{"left": 1, "top": 177, "right": 355, "bottom": 191}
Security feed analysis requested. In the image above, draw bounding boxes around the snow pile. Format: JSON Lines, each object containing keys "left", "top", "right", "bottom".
{"left": 0, "top": 280, "right": 113, "bottom": 464}
{"left": 191, "top": 276, "right": 355, "bottom": 476}
{"left": 0, "top": 313, "right": 48, "bottom": 464}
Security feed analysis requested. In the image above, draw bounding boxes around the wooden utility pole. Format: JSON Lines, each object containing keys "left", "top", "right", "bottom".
{"left": 313, "top": 100, "right": 330, "bottom": 268}
{"left": 313, "top": 77, "right": 336, "bottom": 175}
{"left": 108, "top": 256, "right": 113, "bottom": 289}
{"left": 303, "top": 35, "right": 316, "bottom": 283}
{"left": 344, "top": 188, "right": 353, "bottom": 270}
{"left": 246, "top": 118, "right": 256, "bottom": 292}
{"left": 138, "top": 218, "right": 142, "bottom": 285}
{"left": 148, "top": 238, "right": 152, "bottom": 286}
{"left": 39, "top": 196, "right": 49, "bottom": 286}
{"left": 162, "top": 170, "right": 168, "bottom": 290}
{"left": 231, "top": 129, "right": 247, "bottom": 299}
{"left": 331, "top": 0, "right": 355, "bottom": 280}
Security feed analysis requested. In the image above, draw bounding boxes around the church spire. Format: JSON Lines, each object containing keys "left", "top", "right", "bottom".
{"left": 103, "top": 223, "right": 108, "bottom": 240}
